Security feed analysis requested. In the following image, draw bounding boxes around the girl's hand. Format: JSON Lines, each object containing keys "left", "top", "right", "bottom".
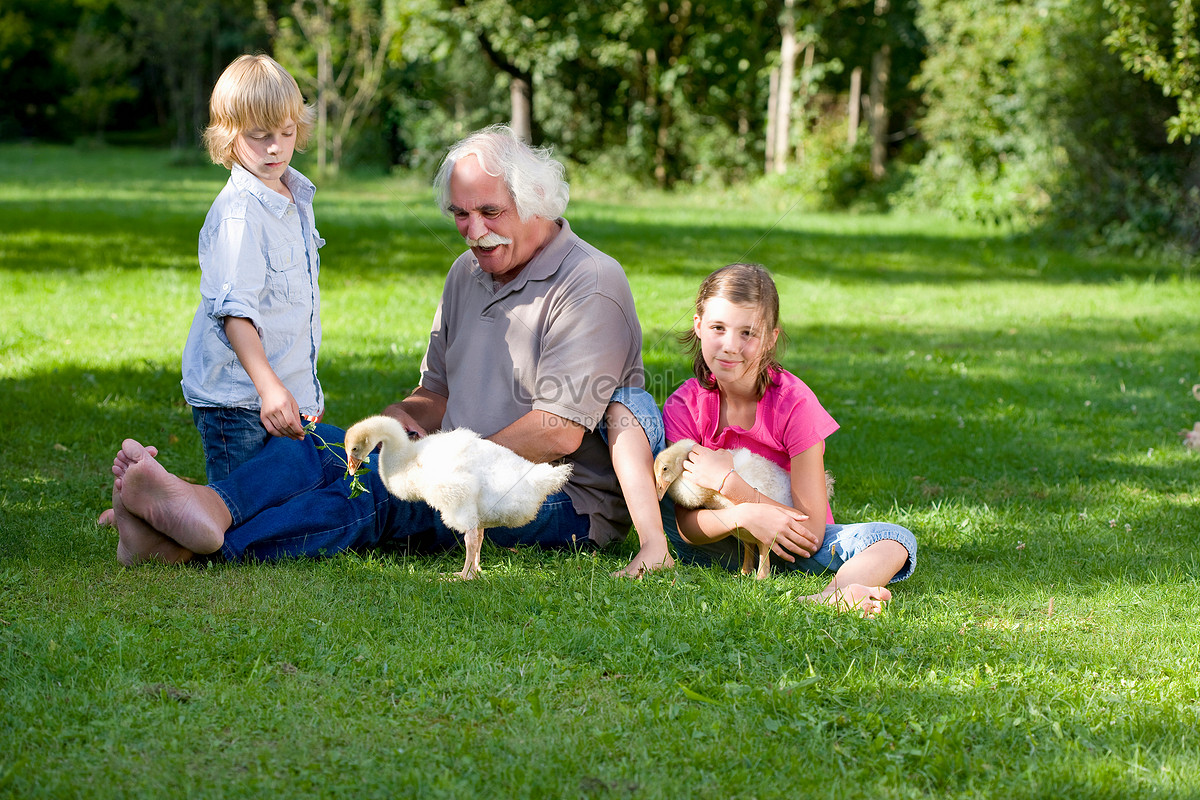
{"left": 681, "top": 445, "right": 735, "bottom": 492}
{"left": 733, "top": 502, "right": 818, "bottom": 560}
{"left": 259, "top": 384, "right": 305, "bottom": 439}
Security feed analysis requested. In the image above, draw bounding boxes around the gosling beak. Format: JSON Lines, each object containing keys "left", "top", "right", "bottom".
{"left": 347, "top": 456, "right": 361, "bottom": 475}
{"left": 654, "top": 477, "right": 669, "bottom": 501}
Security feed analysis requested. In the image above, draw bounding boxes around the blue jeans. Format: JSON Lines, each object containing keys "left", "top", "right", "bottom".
{"left": 666, "top": 516, "right": 917, "bottom": 582}
{"left": 599, "top": 387, "right": 666, "bottom": 456}
{"left": 210, "top": 423, "right": 591, "bottom": 563}
{"left": 192, "top": 406, "right": 271, "bottom": 484}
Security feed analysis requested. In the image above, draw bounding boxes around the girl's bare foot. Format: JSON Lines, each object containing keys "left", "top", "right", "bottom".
{"left": 115, "top": 439, "right": 230, "bottom": 555}
{"left": 803, "top": 583, "right": 892, "bottom": 618}
{"left": 113, "top": 483, "right": 194, "bottom": 566}
{"left": 96, "top": 508, "right": 115, "bottom": 527}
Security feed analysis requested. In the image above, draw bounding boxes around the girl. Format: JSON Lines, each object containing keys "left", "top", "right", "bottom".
{"left": 662, "top": 263, "right": 915, "bottom": 615}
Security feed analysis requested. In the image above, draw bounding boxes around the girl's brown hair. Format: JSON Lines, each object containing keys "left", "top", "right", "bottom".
{"left": 203, "top": 54, "right": 315, "bottom": 169}
{"left": 680, "top": 262, "right": 785, "bottom": 398}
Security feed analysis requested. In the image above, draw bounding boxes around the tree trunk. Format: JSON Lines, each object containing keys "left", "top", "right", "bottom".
{"left": 795, "top": 40, "right": 815, "bottom": 164}
{"left": 317, "top": 41, "right": 329, "bottom": 175}
{"left": 848, "top": 66, "right": 862, "bottom": 146}
{"left": 868, "top": 0, "right": 890, "bottom": 178}
{"left": 476, "top": 30, "right": 534, "bottom": 142}
{"left": 772, "top": 0, "right": 797, "bottom": 174}
{"left": 869, "top": 43, "right": 890, "bottom": 178}
{"left": 510, "top": 76, "right": 532, "bottom": 141}
{"left": 765, "top": 68, "right": 778, "bottom": 172}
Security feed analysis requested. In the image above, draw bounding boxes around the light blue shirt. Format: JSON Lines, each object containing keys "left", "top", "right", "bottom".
{"left": 181, "top": 163, "right": 324, "bottom": 414}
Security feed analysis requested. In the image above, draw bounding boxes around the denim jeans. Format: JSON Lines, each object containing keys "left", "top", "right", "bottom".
{"left": 210, "top": 423, "right": 591, "bottom": 563}
{"left": 192, "top": 406, "right": 271, "bottom": 484}
{"left": 666, "top": 513, "right": 917, "bottom": 583}
{"left": 599, "top": 387, "right": 666, "bottom": 456}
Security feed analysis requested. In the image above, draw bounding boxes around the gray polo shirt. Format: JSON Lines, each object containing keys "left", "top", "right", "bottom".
{"left": 420, "top": 218, "right": 643, "bottom": 546}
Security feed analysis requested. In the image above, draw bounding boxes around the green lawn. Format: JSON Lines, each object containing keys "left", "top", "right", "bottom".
{"left": 2, "top": 143, "right": 1199, "bottom": 799}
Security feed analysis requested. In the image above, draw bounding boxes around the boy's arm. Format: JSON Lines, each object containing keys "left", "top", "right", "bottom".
{"left": 223, "top": 316, "right": 305, "bottom": 439}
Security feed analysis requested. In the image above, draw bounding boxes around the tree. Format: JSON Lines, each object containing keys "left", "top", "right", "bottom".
{"left": 262, "top": 0, "right": 399, "bottom": 175}
{"left": 1104, "top": 0, "right": 1200, "bottom": 143}
{"left": 0, "top": 0, "right": 83, "bottom": 139}
{"left": 116, "top": 0, "right": 222, "bottom": 150}
{"left": 867, "top": 0, "right": 890, "bottom": 177}
{"left": 767, "top": 0, "right": 798, "bottom": 174}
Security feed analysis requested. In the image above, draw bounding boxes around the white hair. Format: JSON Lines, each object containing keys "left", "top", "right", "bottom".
{"left": 433, "top": 124, "right": 570, "bottom": 222}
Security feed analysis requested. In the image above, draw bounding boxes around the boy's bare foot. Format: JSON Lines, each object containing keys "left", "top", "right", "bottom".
{"left": 613, "top": 541, "right": 676, "bottom": 578}
{"left": 115, "top": 439, "right": 230, "bottom": 555}
{"left": 803, "top": 583, "right": 892, "bottom": 618}
{"left": 113, "top": 482, "right": 194, "bottom": 566}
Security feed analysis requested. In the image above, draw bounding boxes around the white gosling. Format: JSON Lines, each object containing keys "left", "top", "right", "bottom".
{"left": 653, "top": 438, "right": 833, "bottom": 579}
{"left": 344, "top": 416, "right": 572, "bottom": 580}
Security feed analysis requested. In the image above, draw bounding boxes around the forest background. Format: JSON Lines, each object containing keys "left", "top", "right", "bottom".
{"left": 2, "top": 0, "right": 1197, "bottom": 257}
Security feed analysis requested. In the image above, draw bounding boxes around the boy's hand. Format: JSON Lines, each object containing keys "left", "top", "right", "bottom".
{"left": 259, "top": 384, "right": 305, "bottom": 439}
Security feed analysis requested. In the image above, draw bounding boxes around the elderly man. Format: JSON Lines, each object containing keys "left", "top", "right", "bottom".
{"left": 108, "top": 126, "right": 654, "bottom": 572}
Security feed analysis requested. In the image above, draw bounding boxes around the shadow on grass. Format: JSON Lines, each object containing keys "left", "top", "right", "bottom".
{"left": 1, "top": 195, "right": 1180, "bottom": 287}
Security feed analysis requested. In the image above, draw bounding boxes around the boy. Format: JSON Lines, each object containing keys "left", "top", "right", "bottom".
{"left": 182, "top": 54, "right": 325, "bottom": 482}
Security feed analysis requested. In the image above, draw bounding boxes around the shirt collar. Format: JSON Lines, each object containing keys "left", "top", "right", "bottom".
{"left": 230, "top": 163, "right": 313, "bottom": 218}
{"left": 476, "top": 218, "right": 575, "bottom": 297}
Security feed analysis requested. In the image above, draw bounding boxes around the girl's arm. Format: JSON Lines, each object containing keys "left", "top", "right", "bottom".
{"left": 674, "top": 443, "right": 828, "bottom": 559}
{"left": 224, "top": 316, "right": 305, "bottom": 439}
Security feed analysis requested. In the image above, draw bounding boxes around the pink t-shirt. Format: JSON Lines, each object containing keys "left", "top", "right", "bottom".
{"left": 662, "top": 369, "right": 840, "bottom": 523}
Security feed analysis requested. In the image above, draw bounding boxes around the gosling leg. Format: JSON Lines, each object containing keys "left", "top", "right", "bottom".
{"left": 454, "top": 527, "right": 484, "bottom": 581}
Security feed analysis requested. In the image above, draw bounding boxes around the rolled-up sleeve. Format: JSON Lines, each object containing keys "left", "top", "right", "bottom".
{"left": 202, "top": 218, "right": 267, "bottom": 333}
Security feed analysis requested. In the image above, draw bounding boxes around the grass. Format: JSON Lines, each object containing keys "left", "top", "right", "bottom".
{"left": 2, "top": 142, "right": 1200, "bottom": 798}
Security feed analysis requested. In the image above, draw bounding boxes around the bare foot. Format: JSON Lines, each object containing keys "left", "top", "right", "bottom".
{"left": 613, "top": 542, "right": 675, "bottom": 578}
{"left": 803, "top": 583, "right": 893, "bottom": 618}
{"left": 116, "top": 439, "right": 230, "bottom": 555}
{"left": 113, "top": 482, "right": 194, "bottom": 566}
{"left": 100, "top": 445, "right": 159, "bottom": 527}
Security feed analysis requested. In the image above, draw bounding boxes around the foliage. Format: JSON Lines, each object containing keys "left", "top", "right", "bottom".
{"left": 1104, "top": 0, "right": 1200, "bottom": 144}
{"left": 264, "top": 0, "right": 399, "bottom": 175}
{"left": 904, "top": 0, "right": 1199, "bottom": 254}
{"left": 760, "top": 111, "right": 878, "bottom": 211}
{"left": 0, "top": 0, "right": 83, "bottom": 139}
{"left": 4, "top": 144, "right": 1200, "bottom": 798}
{"left": 901, "top": 0, "right": 1056, "bottom": 225}
{"left": 0, "top": 0, "right": 1196, "bottom": 254}
{"left": 58, "top": 9, "right": 139, "bottom": 140}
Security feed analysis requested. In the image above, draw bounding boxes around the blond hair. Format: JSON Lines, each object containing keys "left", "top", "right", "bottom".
{"left": 681, "top": 263, "right": 785, "bottom": 398}
{"left": 203, "top": 54, "right": 315, "bottom": 169}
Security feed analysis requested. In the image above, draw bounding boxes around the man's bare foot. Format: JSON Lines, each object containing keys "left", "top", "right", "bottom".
{"left": 113, "top": 482, "right": 194, "bottom": 566}
{"left": 613, "top": 541, "right": 675, "bottom": 578}
{"left": 100, "top": 445, "right": 159, "bottom": 527}
{"left": 803, "top": 583, "right": 893, "bottom": 618}
{"left": 115, "top": 439, "right": 230, "bottom": 555}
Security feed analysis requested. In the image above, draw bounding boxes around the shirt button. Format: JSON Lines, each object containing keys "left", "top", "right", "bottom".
{"left": 222, "top": 282, "right": 231, "bottom": 290}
